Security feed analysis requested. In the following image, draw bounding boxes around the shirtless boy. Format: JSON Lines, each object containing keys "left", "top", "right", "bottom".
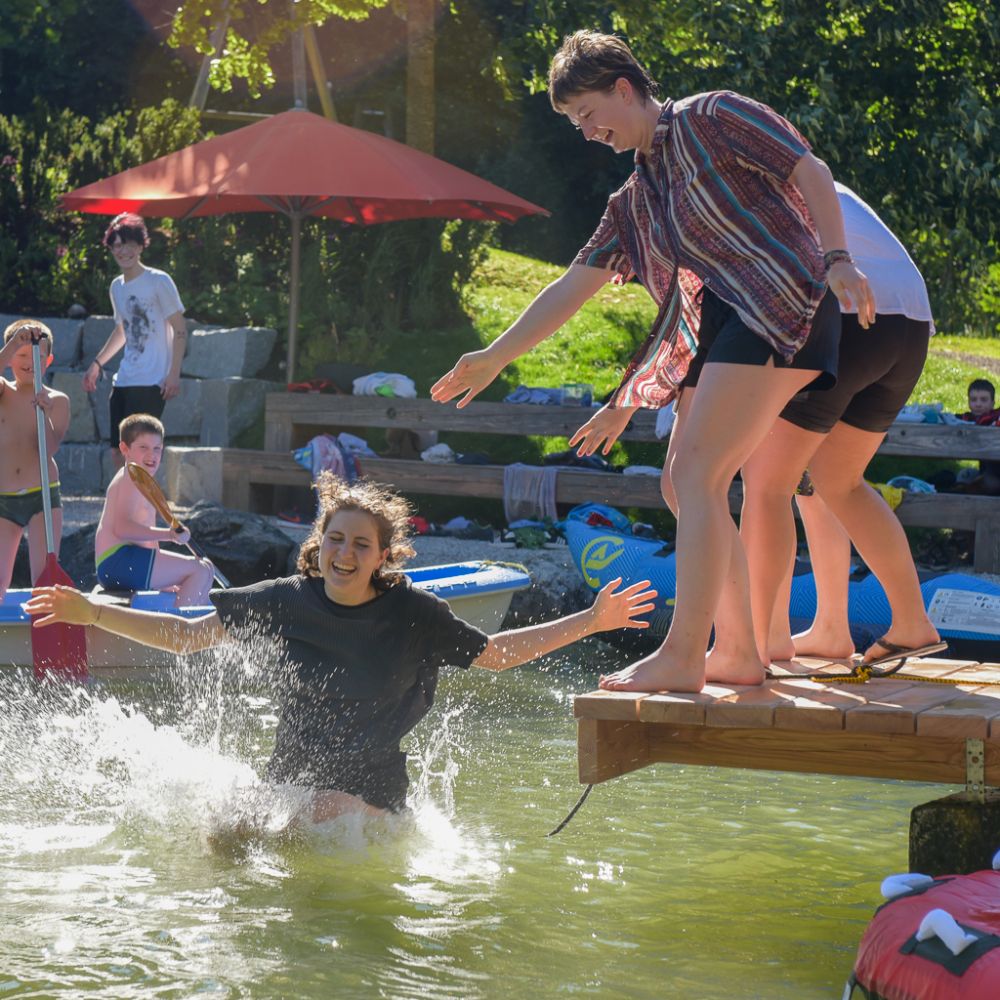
{"left": 0, "top": 320, "right": 71, "bottom": 598}
{"left": 95, "top": 413, "right": 213, "bottom": 606}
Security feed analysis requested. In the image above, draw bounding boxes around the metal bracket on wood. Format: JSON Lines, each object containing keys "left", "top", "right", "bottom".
{"left": 966, "top": 738, "right": 986, "bottom": 802}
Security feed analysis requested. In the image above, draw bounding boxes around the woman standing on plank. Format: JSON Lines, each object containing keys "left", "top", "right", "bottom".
{"left": 433, "top": 30, "right": 873, "bottom": 692}
{"left": 27, "top": 473, "right": 655, "bottom": 821}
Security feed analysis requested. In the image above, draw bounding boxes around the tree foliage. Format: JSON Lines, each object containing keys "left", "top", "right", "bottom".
{"left": 475, "top": 0, "right": 999, "bottom": 333}
{"left": 167, "top": 0, "right": 390, "bottom": 97}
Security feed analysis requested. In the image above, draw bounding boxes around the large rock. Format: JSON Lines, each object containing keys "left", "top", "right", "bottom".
{"left": 0, "top": 315, "right": 83, "bottom": 368}
{"left": 185, "top": 501, "right": 294, "bottom": 586}
{"left": 161, "top": 447, "right": 223, "bottom": 506}
{"left": 49, "top": 370, "right": 97, "bottom": 442}
{"left": 182, "top": 326, "right": 277, "bottom": 379}
{"left": 10, "top": 520, "right": 97, "bottom": 590}
{"left": 81, "top": 316, "right": 120, "bottom": 373}
{"left": 160, "top": 378, "right": 203, "bottom": 437}
{"left": 57, "top": 443, "right": 107, "bottom": 495}
{"left": 91, "top": 375, "right": 114, "bottom": 443}
{"left": 200, "top": 377, "right": 282, "bottom": 446}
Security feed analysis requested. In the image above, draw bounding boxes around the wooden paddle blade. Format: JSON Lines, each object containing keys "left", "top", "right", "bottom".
{"left": 126, "top": 462, "right": 178, "bottom": 527}
{"left": 31, "top": 554, "right": 88, "bottom": 682}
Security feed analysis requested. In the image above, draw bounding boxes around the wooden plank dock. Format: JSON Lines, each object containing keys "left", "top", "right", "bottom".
{"left": 575, "top": 657, "right": 1000, "bottom": 789}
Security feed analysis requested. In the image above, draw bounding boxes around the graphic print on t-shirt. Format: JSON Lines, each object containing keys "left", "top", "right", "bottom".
{"left": 123, "top": 293, "right": 151, "bottom": 362}
{"left": 109, "top": 267, "right": 184, "bottom": 387}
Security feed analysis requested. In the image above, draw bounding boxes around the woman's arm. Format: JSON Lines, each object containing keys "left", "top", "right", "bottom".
{"left": 25, "top": 585, "right": 227, "bottom": 654}
{"left": 431, "top": 264, "right": 612, "bottom": 407}
{"left": 790, "top": 154, "right": 876, "bottom": 326}
{"left": 472, "top": 578, "right": 656, "bottom": 671}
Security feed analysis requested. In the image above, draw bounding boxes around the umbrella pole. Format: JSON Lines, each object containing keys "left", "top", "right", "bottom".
{"left": 286, "top": 209, "right": 302, "bottom": 384}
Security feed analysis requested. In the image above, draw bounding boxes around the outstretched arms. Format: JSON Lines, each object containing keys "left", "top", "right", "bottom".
{"left": 472, "top": 578, "right": 657, "bottom": 672}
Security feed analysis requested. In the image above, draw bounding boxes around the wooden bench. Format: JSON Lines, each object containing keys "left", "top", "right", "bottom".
{"left": 221, "top": 393, "right": 1000, "bottom": 572}
{"left": 263, "top": 392, "right": 1000, "bottom": 461}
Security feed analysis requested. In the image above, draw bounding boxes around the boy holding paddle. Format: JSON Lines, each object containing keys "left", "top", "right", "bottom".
{"left": 0, "top": 320, "right": 71, "bottom": 600}
{"left": 95, "top": 413, "right": 213, "bottom": 605}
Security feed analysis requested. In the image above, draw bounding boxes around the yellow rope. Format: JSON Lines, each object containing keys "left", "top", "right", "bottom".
{"left": 812, "top": 664, "right": 1000, "bottom": 687}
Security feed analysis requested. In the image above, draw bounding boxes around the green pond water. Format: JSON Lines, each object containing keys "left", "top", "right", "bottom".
{"left": 0, "top": 643, "right": 952, "bottom": 999}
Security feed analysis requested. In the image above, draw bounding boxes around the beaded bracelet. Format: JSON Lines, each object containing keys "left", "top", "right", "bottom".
{"left": 823, "top": 249, "right": 854, "bottom": 270}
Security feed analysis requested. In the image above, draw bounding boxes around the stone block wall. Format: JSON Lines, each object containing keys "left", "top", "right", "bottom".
{"left": 2, "top": 312, "right": 281, "bottom": 495}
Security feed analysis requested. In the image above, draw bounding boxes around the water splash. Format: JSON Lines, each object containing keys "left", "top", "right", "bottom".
{"left": 0, "top": 650, "right": 489, "bottom": 860}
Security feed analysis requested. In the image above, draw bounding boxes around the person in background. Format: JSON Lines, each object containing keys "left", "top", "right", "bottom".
{"left": 82, "top": 213, "right": 187, "bottom": 470}
{"left": 955, "top": 378, "right": 1000, "bottom": 495}
{"left": 0, "top": 320, "right": 70, "bottom": 599}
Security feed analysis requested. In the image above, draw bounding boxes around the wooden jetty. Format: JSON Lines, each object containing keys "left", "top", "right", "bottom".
{"left": 575, "top": 657, "right": 1000, "bottom": 794}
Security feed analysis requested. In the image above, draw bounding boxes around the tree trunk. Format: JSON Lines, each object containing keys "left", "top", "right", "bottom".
{"left": 405, "top": 0, "right": 435, "bottom": 154}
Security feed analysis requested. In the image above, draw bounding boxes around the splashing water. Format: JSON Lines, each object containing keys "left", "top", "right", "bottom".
{"left": 0, "top": 649, "right": 948, "bottom": 998}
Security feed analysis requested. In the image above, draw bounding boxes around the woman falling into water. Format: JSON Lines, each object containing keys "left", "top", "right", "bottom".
{"left": 27, "top": 473, "right": 655, "bottom": 822}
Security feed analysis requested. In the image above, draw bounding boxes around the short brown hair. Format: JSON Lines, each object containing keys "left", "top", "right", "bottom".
{"left": 104, "top": 212, "right": 149, "bottom": 249}
{"left": 119, "top": 413, "right": 164, "bottom": 446}
{"left": 969, "top": 378, "right": 996, "bottom": 402}
{"left": 297, "top": 472, "right": 415, "bottom": 590}
{"left": 3, "top": 318, "right": 53, "bottom": 355}
{"left": 548, "top": 30, "right": 659, "bottom": 109}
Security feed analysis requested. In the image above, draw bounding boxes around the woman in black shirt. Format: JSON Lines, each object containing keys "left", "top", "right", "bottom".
{"left": 28, "top": 473, "right": 655, "bottom": 820}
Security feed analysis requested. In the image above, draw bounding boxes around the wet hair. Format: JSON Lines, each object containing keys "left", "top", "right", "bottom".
{"left": 3, "top": 318, "right": 52, "bottom": 355}
{"left": 969, "top": 378, "right": 996, "bottom": 402}
{"left": 103, "top": 212, "right": 149, "bottom": 249}
{"left": 119, "top": 413, "right": 165, "bottom": 446}
{"left": 548, "top": 30, "right": 659, "bottom": 109}
{"left": 297, "top": 472, "right": 415, "bottom": 590}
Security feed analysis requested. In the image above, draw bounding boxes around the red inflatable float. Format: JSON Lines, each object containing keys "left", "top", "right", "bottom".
{"left": 848, "top": 870, "right": 1000, "bottom": 1000}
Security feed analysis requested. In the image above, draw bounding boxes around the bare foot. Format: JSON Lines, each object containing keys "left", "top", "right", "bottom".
{"left": 792, "top": 623, "right": 856, "bottom": 661}
{"left": 599, "top": 647, "right": 706, "bottom": 693}
{"left": 705, "top": 646, "right": 767, "bottom": 686}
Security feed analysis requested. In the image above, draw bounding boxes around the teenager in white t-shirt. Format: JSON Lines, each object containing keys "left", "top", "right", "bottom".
{"left": 670, "top": 183, "right": 943, "bottom": 673}
{"left": 741, "top": 183, "right": 943, "bottom": 666}
{"left": 82, "top": 213, "right": 188, "bottom": 469}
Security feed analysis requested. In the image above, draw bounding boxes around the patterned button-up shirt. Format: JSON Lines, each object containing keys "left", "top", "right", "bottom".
{"left": 574, "top": 91, "right": 827, "bottom": 408}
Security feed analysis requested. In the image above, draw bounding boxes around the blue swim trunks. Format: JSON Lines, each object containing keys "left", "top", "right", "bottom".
{"left": 97, "top": 544, "right": 156, "bottom": 591}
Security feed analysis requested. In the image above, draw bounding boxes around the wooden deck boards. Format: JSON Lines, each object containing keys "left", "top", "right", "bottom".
{"left": 574, "top": 657, "right": 1000, "bottom": 786}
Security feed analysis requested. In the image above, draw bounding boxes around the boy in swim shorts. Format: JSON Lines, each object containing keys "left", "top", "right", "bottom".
{"left": 0, "top": 320, "right": 71, "bottom": 599}
{"left": 94, "top": 413, "right": 213, "bottom": 606}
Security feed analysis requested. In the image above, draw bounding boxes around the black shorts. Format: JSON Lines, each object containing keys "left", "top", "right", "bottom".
{"left": 682, "top": 287, "right": 840, "bottom": 391}
{"left": 108, "top": 385, "right": 166, "bottom": 448}
{"left": 780, "top": 314, "right": 931, "bottom": 435}
{"left": 267, "top": 746, "right": 410, "bottom": 813}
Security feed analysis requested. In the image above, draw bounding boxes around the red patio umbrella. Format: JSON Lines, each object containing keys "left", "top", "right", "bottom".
{"left": 61, "top": 109, "right": 547, "bottom": 380}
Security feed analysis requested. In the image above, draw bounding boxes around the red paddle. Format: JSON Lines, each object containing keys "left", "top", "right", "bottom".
{"left": 29, "top": 330, "right": 88, "bottom": 681}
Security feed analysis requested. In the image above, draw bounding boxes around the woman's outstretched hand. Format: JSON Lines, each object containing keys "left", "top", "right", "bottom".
{"left": 828, "top": 261, "right": 876, "bottom": 328}
{"left": 24, "top": 585, "right": 98, "bottom": 627}
{"left": 589, "top": 578, "right": 658, "bottom": 632}
{"left": 431, "top": 349, "right": 505, "bottom": 408}
{"left": 568, "top": 404, "right": 636, "bottom": 457}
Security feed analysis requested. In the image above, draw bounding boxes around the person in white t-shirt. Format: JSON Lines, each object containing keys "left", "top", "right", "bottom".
{"left": 663, "top": 183, "right": 943, "bottom": 674}
{"left": 82, "top": 213, "right": 188, "bottom": 469}
{"left": 738, "top": 183, "right": 943, "bottom": 666}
